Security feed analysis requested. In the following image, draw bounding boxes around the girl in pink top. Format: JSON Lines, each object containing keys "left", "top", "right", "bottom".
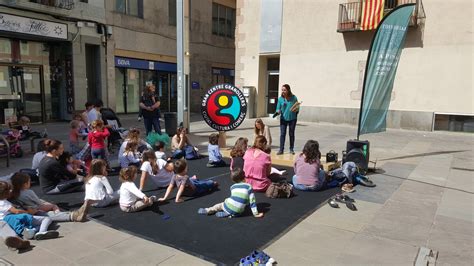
{"left": 243, "top": 136, "right": 272, "bottom": 192}
{"left": 292, "top": 140, "right": 326, "bottom": 191}
{"left": 88, "top": 120, "right": 110, "bottom": 161}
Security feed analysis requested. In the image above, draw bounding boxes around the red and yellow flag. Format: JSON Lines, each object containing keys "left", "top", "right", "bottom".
{"left": 361, "top": 0, "right": 385, "bottom": 30}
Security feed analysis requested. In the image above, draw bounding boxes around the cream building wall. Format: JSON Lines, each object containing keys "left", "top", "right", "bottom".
{"left": 106, "top": 0, "right": 235, "bottom": 113}
{"left": 236, "top": 0, "right": 473, "bottom": 131}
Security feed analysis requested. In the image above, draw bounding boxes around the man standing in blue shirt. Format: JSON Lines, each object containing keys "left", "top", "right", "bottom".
{"left": 275, "top": 84, "right": 299, "bottom": 155}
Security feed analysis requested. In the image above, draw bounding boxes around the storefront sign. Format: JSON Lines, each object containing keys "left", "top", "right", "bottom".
{"left": 115, "top": 57, "right": 177, "bottom": 72}
{"left": 201, "top": 84, "right": 247, "bottom": 131}
{"left": 65, "top": 55, "right": 74, "bottom": 114}
{"left": 0, "top": 13, "right": 68, "bottom": 40}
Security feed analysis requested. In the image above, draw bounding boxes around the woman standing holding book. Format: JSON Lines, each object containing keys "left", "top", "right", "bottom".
{"left": 275, "top": 84, "right": 299, "bottom": 155}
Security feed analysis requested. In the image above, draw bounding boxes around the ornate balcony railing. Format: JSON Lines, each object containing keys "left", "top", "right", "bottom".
{"left": 337, "top": 0, "right": 425, "bottom": 32}
{"left": 28, "top": 0, "right": 75, "bottom": 10}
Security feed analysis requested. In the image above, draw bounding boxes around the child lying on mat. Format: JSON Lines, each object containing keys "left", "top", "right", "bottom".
{"left": 198, "top": 168, "right": 264, "bottom": 218}
{"left": 158, "top": 159, "right": 218, "bottom": 203}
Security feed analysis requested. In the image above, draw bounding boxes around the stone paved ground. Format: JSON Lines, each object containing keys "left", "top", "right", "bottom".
{"left": 0, "top": 114, "right": 472, "bottom": 265}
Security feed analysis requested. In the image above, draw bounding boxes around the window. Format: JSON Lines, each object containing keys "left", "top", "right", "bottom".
{"left": 115, "top": 0, "right": 143, "bottom": 18}
{"left": 212, "top": 2, "right": 235, "bottom": 38}
{"left": 169, "top": 0, "right": 176, "bottom": 26}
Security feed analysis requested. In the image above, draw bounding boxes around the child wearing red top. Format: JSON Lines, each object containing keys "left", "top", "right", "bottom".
{"left": 88, "top": 120, "right": 110, "bottom": 161}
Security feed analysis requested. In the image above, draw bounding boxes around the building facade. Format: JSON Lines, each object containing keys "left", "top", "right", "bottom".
{"left": 0, "top": 0, "right": 107, "bottom": 123}
{"left": 105, "top": 0, "right": 236, "bottom": 114}
{"left": 235, "top": 0, "right": 473, "bottom": 132}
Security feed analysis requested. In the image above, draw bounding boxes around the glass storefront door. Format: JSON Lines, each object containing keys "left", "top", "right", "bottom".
{"left": 266, "top": 71, "right": 279, "bottom": 114}
{"left": 0, "top": 64, "right": 44, "bottom": 123}
{"left": 126, "top": 69, "right": 140, "bottom": 113}
{"left": 115, "top": 67, "right": 177, "bottom": 114}
{"left": 20, "top": 66, "right": 43, "bottom": 122}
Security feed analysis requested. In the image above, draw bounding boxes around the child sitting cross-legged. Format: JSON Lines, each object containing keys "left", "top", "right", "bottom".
{"left": 0, "top": 181, "right": 59, "bottom": 240}
{"left": 158, "top": 159, "right": 219, "bottom": 203}
{"left": 206, "top": 133, "right": 226, "bottom": 168}
{"left": 119, "top": 166, "right": 156, "bottom": 213}
{"left": 198, "top": 168, "right": 264, "bottom": 218}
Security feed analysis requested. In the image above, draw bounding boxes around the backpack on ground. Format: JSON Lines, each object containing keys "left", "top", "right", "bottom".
{"left": 265, "top": 182, "right": 294, "bottom": 198}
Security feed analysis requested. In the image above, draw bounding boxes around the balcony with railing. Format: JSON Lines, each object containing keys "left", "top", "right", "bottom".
{"left": 337, "top": 0, "right": 425, "bottom": 32}
{"left": 1, "top": 0, "right": 105, "bottom": 23}
{"left": 28, "top": 0, "right": 75, "bottom": 10}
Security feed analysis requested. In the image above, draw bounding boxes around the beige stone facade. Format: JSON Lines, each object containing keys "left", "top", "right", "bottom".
{"left": 105, "top": 0, "right": 235, "bottom": 113}
{"left": 235, "top": 0, "right": 473, "bottom": 131}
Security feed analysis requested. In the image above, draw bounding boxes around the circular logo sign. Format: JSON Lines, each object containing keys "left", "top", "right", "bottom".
{"left": 201, "top": 84, "right": 247, "bottom": 131}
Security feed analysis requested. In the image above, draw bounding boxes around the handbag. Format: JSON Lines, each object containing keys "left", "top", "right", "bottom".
{"left": 326, "top": 150, "right": 338, "bottom": 163}
{"left": 265, "top": 182, "right": 294, "bottom": 198}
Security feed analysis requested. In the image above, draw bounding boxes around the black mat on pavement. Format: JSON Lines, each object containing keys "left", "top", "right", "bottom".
{"left": 32, "top": 158, "right": 339, "bottom": 265}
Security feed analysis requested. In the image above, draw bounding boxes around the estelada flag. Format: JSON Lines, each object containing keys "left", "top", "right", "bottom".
{"left": 361, "top": 0, "right": 385, "bottom": 30}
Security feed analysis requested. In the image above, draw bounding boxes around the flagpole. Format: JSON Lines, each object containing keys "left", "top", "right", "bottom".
{"left": 357, "top": 3, "right": 415, "bottom": 140}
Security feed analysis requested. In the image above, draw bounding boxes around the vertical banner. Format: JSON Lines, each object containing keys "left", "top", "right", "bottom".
{"left": 361, "top": 0, "right": 385, "bottom": 31}
{"left": 65, "top": 55, "right": 75, "bottom": 114}
{"left": 358, "top": 4, "right": 415, "bottom": 137}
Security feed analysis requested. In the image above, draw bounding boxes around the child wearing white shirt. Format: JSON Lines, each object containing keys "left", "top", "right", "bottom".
{"left": 154, "top": 141, "right": 167, "bottom": 160}
{"left": 119, "top": 166, "right": 156, "bottom": 213}
{"left": 139, "top": 150, "right": 174, "bottom": 190}
{"left": 84, "top": 159, "right": 119, "bottom": 208}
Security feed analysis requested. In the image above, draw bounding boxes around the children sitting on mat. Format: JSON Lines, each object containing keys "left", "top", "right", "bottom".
{"left": 198, "top": 168, "right": 264, "bottom": 218}
{"left": 139, "top": 150, "right": 174, "bottom": 190}
{"left": 84, "top": 159, "right": 119, "bottom": 208}
{"left": 120, "top": 141, "right": 141, "bottom": 168}
{"left": 206, "top": 133, "right": 226, "bottom": 168}
{"left": 10, "top": 173, "right": 90, "bottom": 223}
{"left": 119, "top": 167, "right": 156, "bottom": 213}
{"left": 0, "top": 181, "right": 59, "bottom": 240}
{"left": 158, "top": 159, "right": 219, "bottom": 203}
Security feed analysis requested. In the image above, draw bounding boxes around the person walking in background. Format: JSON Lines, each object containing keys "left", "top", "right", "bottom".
{"left": 274, "top": 84, "right": 299, "bottom": 155}
{"left": 139, "top": 84, "right": 161, "bottom": 136}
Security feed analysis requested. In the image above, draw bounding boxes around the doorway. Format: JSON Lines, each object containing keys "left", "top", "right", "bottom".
{"left": 266, "top": 71, "right": 279, "bottom": 114}
{"left": 265, "top": 57, "right": 280, "bottom": 115}
{"left": 0, "top": 64, "right": 44, "bottom": 123}
{"left": 85, "top": 44, "right": 101, "bottom": 101}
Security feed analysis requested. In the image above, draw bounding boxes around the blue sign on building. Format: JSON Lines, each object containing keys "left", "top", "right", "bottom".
{"left": 115, "top": 57, "right": 177, "bottom": 72}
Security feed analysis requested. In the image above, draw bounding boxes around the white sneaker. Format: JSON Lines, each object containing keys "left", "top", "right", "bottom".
{"left": 22, "top": 228, "right": 36, "bottom": 240}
